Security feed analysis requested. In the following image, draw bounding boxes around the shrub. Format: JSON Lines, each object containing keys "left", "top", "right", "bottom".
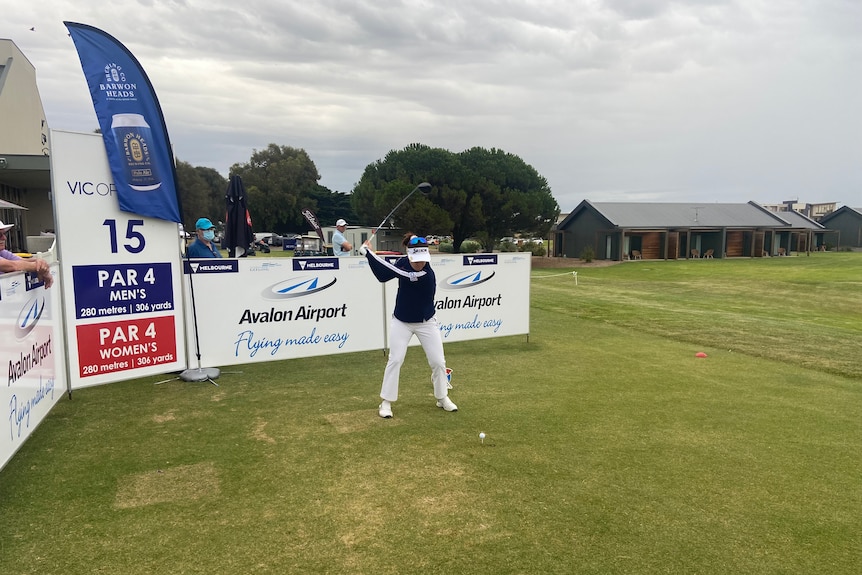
{"left": 438, "top": 241, "right": 454, "bottom": 253}
{"left": 580, "top": 245, "right": 595, "bottom": 262}
{"left": 520, "top": 242, "right": 546, "bottom": 256}
{"left": 498, "top": 240, "right": 518, "bottom": 252}
{"left": 460, "top": 239, "right": 482, "bottom": 253}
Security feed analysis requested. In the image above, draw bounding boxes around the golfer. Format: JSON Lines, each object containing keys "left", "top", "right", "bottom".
{"left": 361, "top": 233, "right": 457, "bottom": 418}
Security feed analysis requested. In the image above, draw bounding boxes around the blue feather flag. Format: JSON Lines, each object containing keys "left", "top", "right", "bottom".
{"left": 65, "top": 22, "right": 182, "bottom": 223}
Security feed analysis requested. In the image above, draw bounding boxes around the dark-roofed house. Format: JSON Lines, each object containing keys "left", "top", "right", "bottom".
{"left": 554, "top": 201, "right": 826, "bottom": 261}
{"left": 819, "top": 207, "right": 862, "bottom": 248}
{"left": 770, "top": 209, "right": 830, "bottom": 253}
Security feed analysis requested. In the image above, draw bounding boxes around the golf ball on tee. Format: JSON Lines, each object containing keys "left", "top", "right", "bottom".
{"left": 479, "top": 432, "right": 486, "bottom": 440}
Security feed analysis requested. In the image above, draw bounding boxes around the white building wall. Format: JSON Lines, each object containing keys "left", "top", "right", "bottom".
{"left": 0, "top": 39, "right": 49, "bottom": 155}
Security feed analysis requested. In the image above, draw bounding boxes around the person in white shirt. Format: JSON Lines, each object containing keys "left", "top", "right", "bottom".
{"left": 332, "top": 219, "right": 352, "bottom": 256}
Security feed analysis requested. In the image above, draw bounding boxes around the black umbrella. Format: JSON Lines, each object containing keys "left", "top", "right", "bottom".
{"left": 223, "top": 175, "right": 254, "bottom": 257}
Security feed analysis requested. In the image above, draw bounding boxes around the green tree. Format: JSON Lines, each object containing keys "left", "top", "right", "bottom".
{"left": 175, "top": 160, "right": 213, "bottom": 231}
{"left": 175, "top": 161, "right": 227, "bottom": 234}
{"left": 458, "top": 147, "right": 559, "bottom": 250}
{"left": 194, "top": 166, "right": 228, "bottom": 224}
{"left": 352, "top": 144, "right": 456, "bottom": 237}
{"left": 352, "top": 144, "right": 559, "bottom": 252}
{"left": 302, "top": 185, "right": 357, "bottom": 232}
{"left": 230, "top": 144, "right": 321, "bottom": 232}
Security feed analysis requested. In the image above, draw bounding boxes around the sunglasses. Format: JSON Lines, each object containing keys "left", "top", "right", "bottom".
{"left": 409, "top": 236, "right": 427, "bottom": 246}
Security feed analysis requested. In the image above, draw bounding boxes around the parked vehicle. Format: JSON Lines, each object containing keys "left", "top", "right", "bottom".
{"left": 282, "top": 234, "right": 299, "bottom": 250}
{"left": 293, "top": 235, "right": 330, "bottom": 257}
{"left": 254, "top": 232, "right": 282, "bottom": 246}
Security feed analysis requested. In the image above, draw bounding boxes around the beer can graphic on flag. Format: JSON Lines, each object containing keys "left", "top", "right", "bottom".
{"left": 111, "top": 113, "right": 162, "bottom": 191}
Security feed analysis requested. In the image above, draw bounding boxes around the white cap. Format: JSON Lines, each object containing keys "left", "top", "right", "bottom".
{"left": 407, "top": 246, "right": 431, "bottom": 262}
{"left": 0, "top": 220, "right": 14, "bottom": 232}
{"left": 336, "top": 219, "right": 348, "bottom": 227}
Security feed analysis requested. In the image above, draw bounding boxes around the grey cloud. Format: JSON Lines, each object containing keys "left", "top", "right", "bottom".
{"left": 4, "top": 0, "right": 859, "bottom": 209}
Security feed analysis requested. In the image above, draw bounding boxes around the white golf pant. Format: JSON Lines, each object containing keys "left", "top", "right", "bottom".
{"left": 381, "top": 316, "right": 448, "bottom": 402}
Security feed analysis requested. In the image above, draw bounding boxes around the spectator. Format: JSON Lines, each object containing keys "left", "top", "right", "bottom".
{"left": 0, "top": 221, "right": 53, "bottom": 288}
{"left": 186, "top": 218, "right": 222, "bottom": 258}
{"left": 332, "top": 219, "right": 353, "bottom": 256}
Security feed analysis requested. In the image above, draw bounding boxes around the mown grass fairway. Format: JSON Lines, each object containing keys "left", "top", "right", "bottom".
{"left": 1, "top": 253, "right": 859, "bottom": 574}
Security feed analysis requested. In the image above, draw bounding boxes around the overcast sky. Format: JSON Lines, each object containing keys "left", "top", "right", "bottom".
{"left": 5, "top": 0, "right": 860, "bottom": 211}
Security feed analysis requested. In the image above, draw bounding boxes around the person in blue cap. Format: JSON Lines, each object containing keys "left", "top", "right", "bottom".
{"left": 186, "top": 218, "right": 222, "bottom": 258}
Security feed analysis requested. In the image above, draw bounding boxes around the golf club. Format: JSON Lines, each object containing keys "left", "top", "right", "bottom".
{"left": 363, "top": 182, "right": 432, "bottom": 249}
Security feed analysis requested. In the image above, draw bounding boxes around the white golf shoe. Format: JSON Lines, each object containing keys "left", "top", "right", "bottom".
{"left": 378, "top": 400, "right": 393, "bottom": 419}
{"left": 436, "top": 396, "right": 458, "bottom": 412}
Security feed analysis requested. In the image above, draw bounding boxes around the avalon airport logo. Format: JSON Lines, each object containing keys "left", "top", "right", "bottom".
{"left": 261, "top": 275, "right": 338, "bottom": 300}
{"left": 15, "top": 295, "right": 46, "bottom": 339}
{"left": 440, "top": 269, "right": 496, "bottom": 291}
